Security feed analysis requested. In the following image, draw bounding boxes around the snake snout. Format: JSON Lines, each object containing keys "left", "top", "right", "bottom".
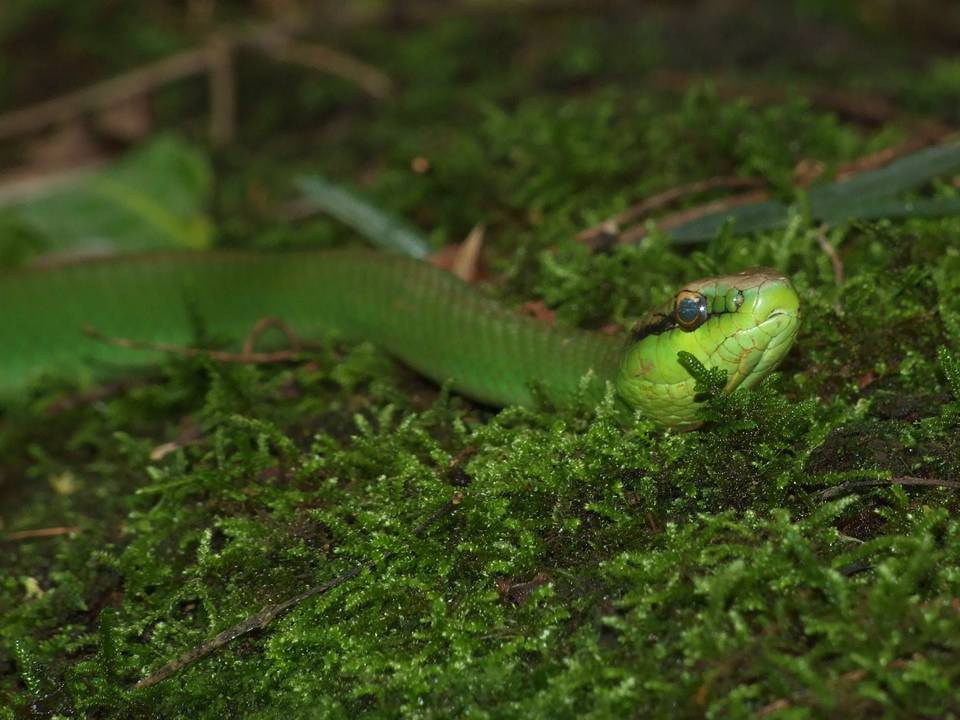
{"left": 751, "top": 276, "right": 801, "bottom": 325}
{"left": 767, "top": 307, "right": 800, "bottom": 322}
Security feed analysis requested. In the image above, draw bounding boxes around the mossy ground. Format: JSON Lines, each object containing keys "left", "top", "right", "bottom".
{"left": 3, "top": 2, "right": 960, "bottom": 718}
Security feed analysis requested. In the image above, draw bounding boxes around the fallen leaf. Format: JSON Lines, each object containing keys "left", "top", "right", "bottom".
{"left": 794, "top": 158, "right": 826, "bottom": 187}
{"left": 857, "top": 369, "right": 876, "bottom": 390}
{"left": 427, "top": 224, "right": 485, "bottom": 283}
{"left": 518, "top": 301, "right": 556, "bottom": 324}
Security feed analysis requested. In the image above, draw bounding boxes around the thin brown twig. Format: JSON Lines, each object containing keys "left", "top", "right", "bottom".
{"left": 240, "top": 316, "right": 302, "bottom": 356}
{"left": 815, "top": 227, "right": 844, "bottom": 287}
{"left": 46, "top": 316, "right": 304, "bottom": 411}
{"left": 83, "top": 324, "right": 305, "bottom": 364}
{"left": 207, "top": 34, "right": 236, "bottom": 147}
{"left": 133, "top": 490, "right": 464, "bottom": 690}
{"left": 577, "top": 176, "right": 764, "bottom": 244}
{"left": 5, "top": 526, "right": 81, "bottom": 541}
{"left": 834, "top": 137, "right": 941, "bottom": 180}
{"left": 0, "top": 24, "right": 392, "bottom": 144}
{"left": 0, "top": 164, "right": 107, "bottom": 207}
{"left": 0, "top": 48, "right": 210, "bottom": 141}
{"left": 819, "top": 476, "right": 960, "bottom": 500}
{"left": 251, "top": 31, "right": 393, "bottom": 99}
{"left": 619, "top": 189, "right": 770, "bottom": 245}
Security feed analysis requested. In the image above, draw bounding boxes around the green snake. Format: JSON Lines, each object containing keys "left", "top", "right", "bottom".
{"left": 0, "top": 249, "right": 800, "bottom": 430}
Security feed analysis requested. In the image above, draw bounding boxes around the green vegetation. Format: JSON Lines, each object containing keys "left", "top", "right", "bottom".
{"left": 3, "top": 2, "right": 960, "bottom": 717}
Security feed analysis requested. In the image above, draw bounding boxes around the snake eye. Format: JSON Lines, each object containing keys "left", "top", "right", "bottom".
{"left": 674, "top": 291, "right": 708, "bottom": 331}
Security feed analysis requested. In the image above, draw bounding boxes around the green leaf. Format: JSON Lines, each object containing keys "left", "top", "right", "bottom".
{"left": 676, "top": 350, "right": 727, "bottom": 399}
{"left": 8, "top": 134, "right": 213, "bottom": 259}
{"left": 810, "top": 143, "right": 960, "bottom": 208}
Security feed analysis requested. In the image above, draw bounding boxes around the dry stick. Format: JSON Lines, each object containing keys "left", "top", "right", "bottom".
{"left": 0, "top": 48, "right": 211, "bottom": 141}
{"left": 618, "top": 189, "right": 770, "bottom": 245}
{"left": 0, "top": 25, "right": 392, "bottom": 143}
{"left": 576, "top": 176, "right": 764, "bottom": 244}
{"left": 83, "top": 322, "right": 306, "bottom": 365}
{"left": 187, "top": 0, "right": 217, "bottom": 31}
{"left": 819, "top": 476, "right": 960, "bottom": 500}
{"left": 207, "top": 34, "right": 236, "bottom": 147}
{"left": 133, "top": 490, "right": 464, "bottom": 690}
{"left": 834, "top": 136, "right": 951, "bottom": 180}
{"left": 54, "top": 317, "right": 302, "bottom": 412}
{"left": 240, "top": 316, "right": 303, "bottom": 356}
{"left": 815, "top": 227, "right": 844, "bottom": 287}
{"left": 0, "top": 164, "right": 108, "bottom": 207}
{"left": 252, "top": 32, "right": 393, "bottom": 99}
{"left": 5, "top": 526, "right": 81, "bottom": 541}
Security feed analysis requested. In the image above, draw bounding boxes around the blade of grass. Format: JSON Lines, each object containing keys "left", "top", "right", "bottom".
{"left": 296, "top": 176, "right": 431, "bottom": 259}
{"left": 664, "top": 143, "right": 960, "bottom": 244}
{"left": 810, "top": 143, "right": 960, "bottom": 209}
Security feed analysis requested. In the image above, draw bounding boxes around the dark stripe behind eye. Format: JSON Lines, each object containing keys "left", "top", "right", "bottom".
{"left": 631, "top": 313, "right": 676, "bottom": 341}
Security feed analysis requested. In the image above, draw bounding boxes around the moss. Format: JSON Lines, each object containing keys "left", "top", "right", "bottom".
{"left": 4, "top": 2, "right": 960, "bottom": 718}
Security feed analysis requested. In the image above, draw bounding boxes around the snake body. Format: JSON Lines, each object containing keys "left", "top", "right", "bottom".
{"left": 0, "top": 249, "right": 800, "bottom": 429}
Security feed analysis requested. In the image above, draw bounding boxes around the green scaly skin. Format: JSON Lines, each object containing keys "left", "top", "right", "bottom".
{"left": 618, "top": 268, "right": 801, "bottom": 429}
{"left": 0, "top": 249, "right": 800, "bottom": 429}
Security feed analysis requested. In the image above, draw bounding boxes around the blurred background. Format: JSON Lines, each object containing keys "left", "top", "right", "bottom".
{"left": 2, "top": 0, "right": 959, "bottom": 268}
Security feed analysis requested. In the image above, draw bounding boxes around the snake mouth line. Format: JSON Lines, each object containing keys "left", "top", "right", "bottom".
{"left": 766, "top": 309, "right": 799, "bottom": 320}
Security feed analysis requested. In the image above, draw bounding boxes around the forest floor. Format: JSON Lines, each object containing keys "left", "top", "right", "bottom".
{"left": 2, "top": 1, "right": 960, "bottom": 717}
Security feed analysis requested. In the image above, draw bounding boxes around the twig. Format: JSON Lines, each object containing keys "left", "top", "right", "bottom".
{"left": 251, "top": 31, "right": 393, "bottom": 99}
{"left": 0, "top": 48, "right": 210, "bottom": 141}
{"left": 619, "top": 189, "right": 770, "bottom": 245}
{"left": 240, "top": 316, "right": 302, "bottom": 356}
{"left": 0, "top": 163, "right": 107, "bottom": 208}
{"left": 834, "top": 137, "right": 943, "bottom": 180}
{"left": 0, "top": 24, "right": 392, "bottom": 144}
{"left": 4, "top": 526, "right": 81, "bottom": 541}
{"left": 187, "top": 0, "right": 217, "bottom": 31}
{"left": 133, "top": 490, "right": 464, "bottom": 689}
{"left": 577, "top": 176, "right": 764, "bottom": 245}
{"left": 815, "top": 227, "right": 844, "bottom": 286}
{"left": 84, "top": 323, "right": 305, "bottom": 364}
{"left": 207, "top": 34, "right": 236, "bottom": 147}
{"left": 819, "top": 476, "right": 960, "bottom": 499}
{"left": 495, "top": 572, "right": 550, "bottom": 605}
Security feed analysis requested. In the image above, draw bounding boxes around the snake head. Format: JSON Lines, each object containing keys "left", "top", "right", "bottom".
{"left": 616, "top": 268, "right": 801, "bottom": 431}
